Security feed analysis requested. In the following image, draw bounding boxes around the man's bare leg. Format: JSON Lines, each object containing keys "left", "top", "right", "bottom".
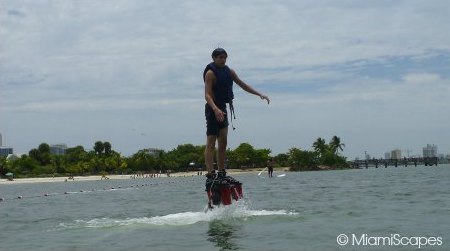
{"left": 205, "top": 135, "right": 218, "bottom": 209}
{"left": 217, "top": 127, "right": 228, "bottom": 170}
{"left": 205, "top": 135, "right": 217, "bottom": 173}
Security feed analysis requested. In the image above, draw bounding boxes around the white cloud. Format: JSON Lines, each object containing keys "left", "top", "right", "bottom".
{"left": 402, "top": 73, "right": 441, "bottom": 85}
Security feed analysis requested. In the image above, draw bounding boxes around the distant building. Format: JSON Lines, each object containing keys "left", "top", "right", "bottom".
{"left": 385, "top": 152, "right": 391, "bottom": 159}
{"left": 391, "top": 149, "right": 402, "bottom": 160}
{"left": 0, "top": 147, "right": 13, "bottom": 157}
{"left": 50, "top": 144, "right": 67, "bottom": 155}
{"left": 143, "top": 148, "right": 162, "bottom": 156}
{"left": 422, "top": 144, "right": 437, "bottom": 158}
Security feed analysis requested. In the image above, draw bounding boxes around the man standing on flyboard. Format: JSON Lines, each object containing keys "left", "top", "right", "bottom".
{"left": 203, "top": 48, "right": 270, "bottom": 209}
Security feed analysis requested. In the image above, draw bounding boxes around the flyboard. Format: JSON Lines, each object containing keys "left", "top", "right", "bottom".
{"left": 205, "top": 169, "right": 243, "bottom": 212}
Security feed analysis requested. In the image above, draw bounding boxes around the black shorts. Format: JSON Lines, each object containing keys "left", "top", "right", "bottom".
{"left": 205, "top": 103, "right": 228, "bottom": 136}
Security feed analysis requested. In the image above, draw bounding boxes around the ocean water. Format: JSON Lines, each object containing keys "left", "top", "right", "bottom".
{"left": 1, "top": 165, "right": 449, "bottom": 251}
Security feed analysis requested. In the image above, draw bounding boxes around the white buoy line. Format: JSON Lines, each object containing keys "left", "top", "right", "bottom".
{"left": 0, "top": 178, "right": 198, "bottom": 203}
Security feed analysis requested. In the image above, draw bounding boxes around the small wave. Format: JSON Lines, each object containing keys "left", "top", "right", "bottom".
{"left": 56, "top": 204, "right": 298, "bottom": 229}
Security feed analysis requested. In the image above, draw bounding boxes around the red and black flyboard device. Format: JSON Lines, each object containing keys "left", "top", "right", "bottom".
{"left": 205, "top": 169, "right": 243, "bottom": 210}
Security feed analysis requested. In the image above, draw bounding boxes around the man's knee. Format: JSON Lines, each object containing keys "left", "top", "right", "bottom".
{"left": 205, "top": 138, "right": 216, "bottom": 151}
{"left": 217, "top": 133, "right": 227, "bottom": 149}
{"left": 218, "top": 139, "right": 227, "bottom": 150}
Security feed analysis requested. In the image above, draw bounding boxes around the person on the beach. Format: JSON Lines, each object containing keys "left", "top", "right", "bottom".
{"left": 267, "top": 158, "right": 274, "bottom": 178}
{"left": 203, "top": 48, "right": 270, "bottom": 176}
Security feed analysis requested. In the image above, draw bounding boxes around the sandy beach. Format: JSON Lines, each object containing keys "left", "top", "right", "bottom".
{"left": 0, "top": 168, "right": 289, "bottom": 185}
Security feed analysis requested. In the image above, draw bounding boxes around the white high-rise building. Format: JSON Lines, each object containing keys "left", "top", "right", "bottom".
{"left": 423, "top": 144, "right": 437, "bottom": 157}
{"left": 0, "top": 133, "right": 14, "bottom": 157}
{"left": 391, "top": 149, "right": 402, "bottom": 159}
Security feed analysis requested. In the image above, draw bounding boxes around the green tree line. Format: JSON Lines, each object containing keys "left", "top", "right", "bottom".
{"left": 0, "top": 136, "right": 350, "bottom": 178}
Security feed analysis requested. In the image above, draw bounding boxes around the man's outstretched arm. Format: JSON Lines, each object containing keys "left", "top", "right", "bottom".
{"left": 230, "top": 69, "right": 270, "bottom": 104}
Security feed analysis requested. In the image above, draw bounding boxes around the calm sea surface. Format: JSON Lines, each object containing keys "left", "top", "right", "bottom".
{"left": 1, "top": 165, "right": 449, "bottom": 251}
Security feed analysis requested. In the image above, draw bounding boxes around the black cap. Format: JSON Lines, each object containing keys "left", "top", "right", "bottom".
{"left": 212, "top": 48, "right": 227, "bottom": 58}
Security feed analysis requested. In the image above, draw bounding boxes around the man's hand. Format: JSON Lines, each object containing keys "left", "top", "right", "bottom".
{"left": 214, "top": 108, "right": 226, "bottom": 122}
{"left": 260, "top": 94, "right": 270, "bottom": 104}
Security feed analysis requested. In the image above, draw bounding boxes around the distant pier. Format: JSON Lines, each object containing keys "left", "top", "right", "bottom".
{"left": 351, "top": 157, "right": 439, "bottom": 169}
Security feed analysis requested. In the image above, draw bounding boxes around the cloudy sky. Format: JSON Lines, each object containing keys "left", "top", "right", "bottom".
{"left": 1, "top": 0, "right": 449, "bottom": 159}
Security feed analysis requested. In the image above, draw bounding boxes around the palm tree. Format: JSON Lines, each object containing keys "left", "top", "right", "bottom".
{"left": 94, "top": 141, "right": 105, "bottom": 155}
{"left": 103, "top": 142, "right": 112, "bottom": 156}
{"left": 330, "top": 136, "right": 345, "bottom": 154}
{"left": 313, "top": 137, "right": 327, "bottom": 154}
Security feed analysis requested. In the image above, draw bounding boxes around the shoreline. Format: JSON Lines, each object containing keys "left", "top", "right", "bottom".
{"left": 0, "top": 167, "right": 289, "bottom": 185}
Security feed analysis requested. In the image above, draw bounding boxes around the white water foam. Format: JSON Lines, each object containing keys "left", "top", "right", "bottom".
{"left": 57, "top": 203, "right": 298, "bottom": 229}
